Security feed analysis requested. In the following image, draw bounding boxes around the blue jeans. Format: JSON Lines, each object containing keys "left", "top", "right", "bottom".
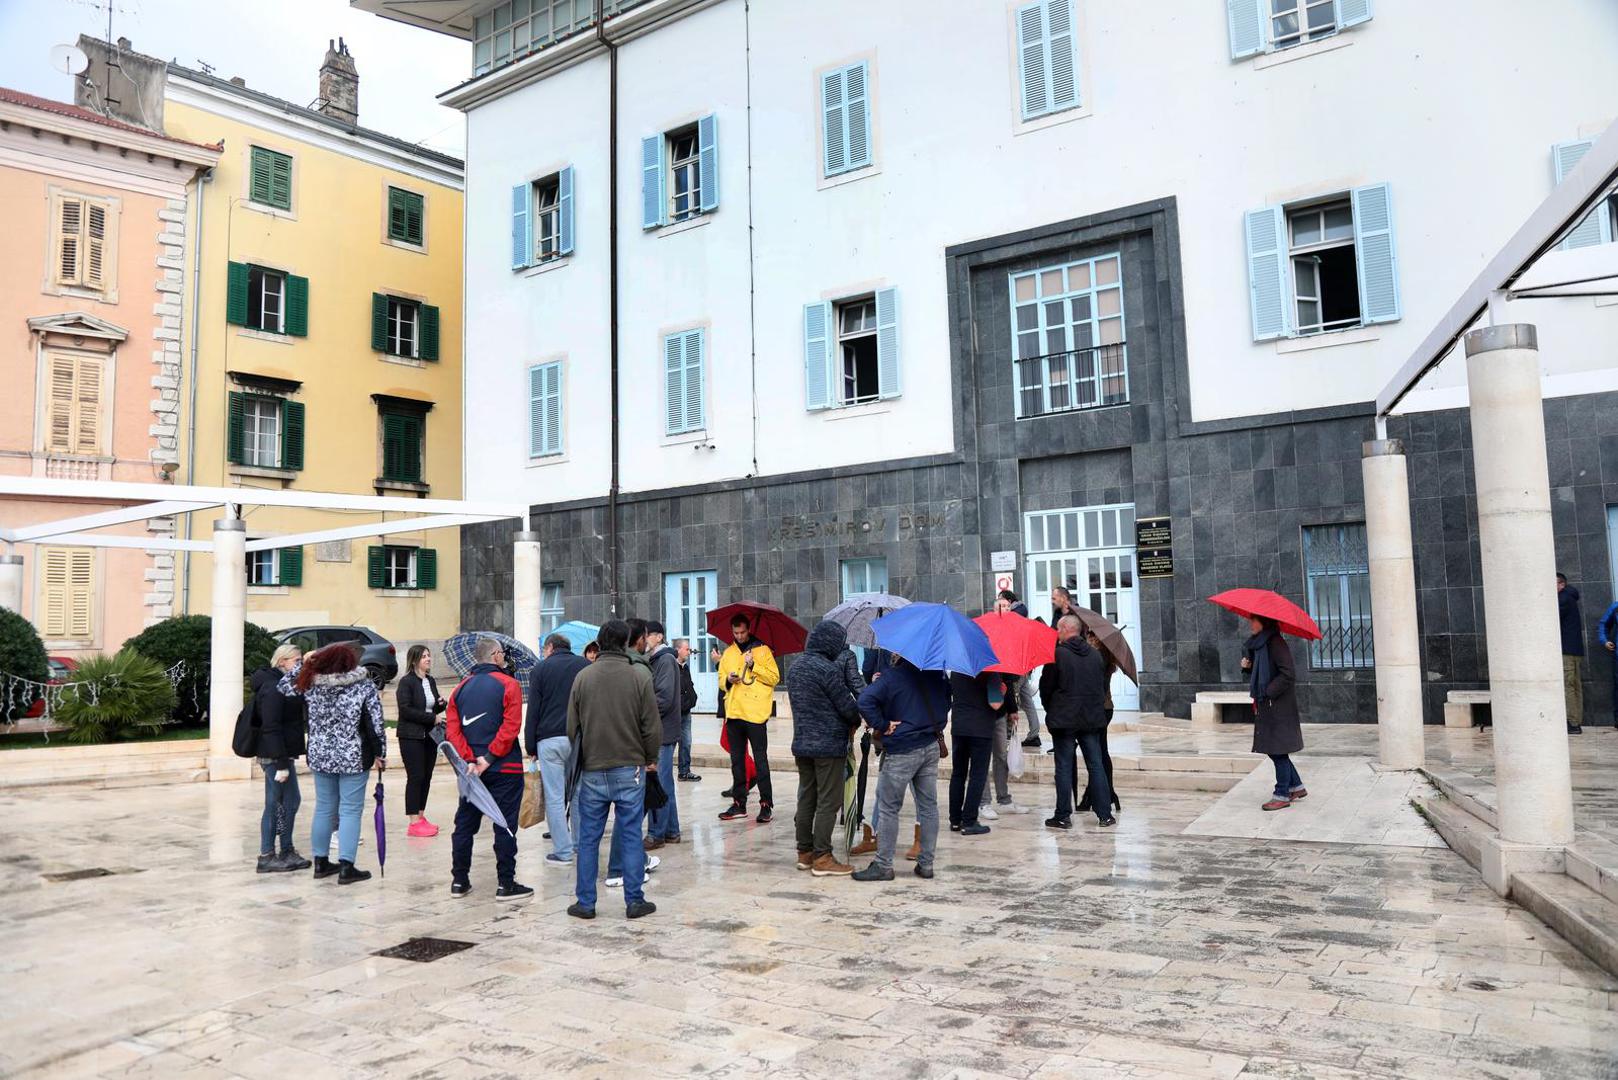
{"left": 452, "top": 769, "right": 522, "bottom": 886}
{"left": 260, "top": 759, "right": 301, "bottom": 855}
{"left": 537, "top": 736, "right": 573, "bottom": 859}
{"left": 574, "top": 766, "right": 647, "bottom": 911}
{"left": 649, "top": 743, "right": 680, "bottom": 839}
{"left": 678, "top": 713, "right": 693, "bottom": 774}
{"left": 310, "top": 771, "right": 366, "bottom": 863}
{"left": 1269, "top": 754, "right": 1303, "bottom": 799}
{"left": 1053, "top": 731, "right": 1114, "bottom": 823}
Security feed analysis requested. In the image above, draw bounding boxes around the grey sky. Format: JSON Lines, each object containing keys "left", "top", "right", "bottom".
{"left": 0, "top": 0, "right": 469, "bottom": 155}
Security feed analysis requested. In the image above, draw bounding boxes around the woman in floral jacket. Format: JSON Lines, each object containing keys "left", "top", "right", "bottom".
{"left": 281, "top": 643, "right": 385, "bottom": 883}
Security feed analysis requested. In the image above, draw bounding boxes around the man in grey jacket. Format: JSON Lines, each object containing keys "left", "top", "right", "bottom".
{"left": 643, "top": 621, "right": 683, "bottom": 848}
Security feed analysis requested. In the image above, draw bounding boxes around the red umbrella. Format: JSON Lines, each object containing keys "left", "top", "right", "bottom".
{"left": 706, "top": 601, "right": 808, "bottom": 656}
{"left": 972, "top": 610, "right": 1057, "bottom": 675}
{"left": 1207, "top": 588, "right": 1322, "bottom": 641}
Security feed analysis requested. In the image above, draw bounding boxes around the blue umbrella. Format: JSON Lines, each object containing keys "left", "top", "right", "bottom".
{"left": 442, "top": 631, "right": 540, "bottom": 681}
{"left": 871, "top": 602, "right": 999, "bottom": 675}
{"left": 550, "top": 620, "right": 601, "bottom": 652}
{"left": 824, "top": 593, "right": 911, "bottom": 648}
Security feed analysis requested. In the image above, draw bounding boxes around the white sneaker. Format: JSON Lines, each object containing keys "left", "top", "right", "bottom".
{"left": 604, "top": 855, "right": 660, "bottom": 889}
{"left": 605, "top": 874, "right": 653, "bottom": 890}
{"left": 1000, "top": 802, "right": 1032, "bottom": 815}
{"left": 977, "top": 804, "right": 1000, "bottom": 821}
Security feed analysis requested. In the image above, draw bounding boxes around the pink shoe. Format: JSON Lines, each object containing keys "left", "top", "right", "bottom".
{"left": 407, "top": 819, "right": 439, "bottom": 838}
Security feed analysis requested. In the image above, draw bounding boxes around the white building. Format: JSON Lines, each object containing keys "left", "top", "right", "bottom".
{"left": 359, "top": 0, "right": 1618, "bottom": 720}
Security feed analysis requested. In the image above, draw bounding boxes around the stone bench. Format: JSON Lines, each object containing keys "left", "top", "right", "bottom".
{"left": 1444, "top": 690, "right": 1491, "bottom": 729}
{"left": 1191, "top": 690, "right": 1253, "bottom": 729}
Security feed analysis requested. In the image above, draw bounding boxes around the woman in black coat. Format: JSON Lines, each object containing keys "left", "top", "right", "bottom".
{"left": 396, "top": 644, "right": 447, "bottom": 837}
{"left": 1240, "top": 616, "right": 1306, "bottom": 810}
{"left": 254, "top": 644, "right": 309, "bottom": 873}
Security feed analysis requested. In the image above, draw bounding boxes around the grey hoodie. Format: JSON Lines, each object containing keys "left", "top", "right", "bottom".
{"left": 647, "top": 643, "right": 682, "bottom": 745}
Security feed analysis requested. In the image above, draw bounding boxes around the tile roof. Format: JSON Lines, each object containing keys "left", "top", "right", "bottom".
{"left": 0, "top": 85, "right": 221, "bottom": 153}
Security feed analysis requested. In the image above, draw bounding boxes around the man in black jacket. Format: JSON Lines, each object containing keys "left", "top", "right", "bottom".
{"left": 675, "top": 638, "right": 701, "bottom": 781}
{"left": 642, "top": 621, "right": 683, "bottom": 848}
{"left": 1039, "top": 615, "right": 1115, "bottom": 829}
{"left": 788, "top": 621, "right": 861, "bottom": 876}
{"left": 526, "top": 633, "right": 590, "bottom": 867}
{"left": 1559, "top": 573, "right": 1586, "bottom": 734}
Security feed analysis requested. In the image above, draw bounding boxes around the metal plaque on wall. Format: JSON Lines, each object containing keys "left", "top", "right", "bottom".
{"left": 1135, "top": 516, "right": 1171, "bottom": 549}
{"left": 1138, "top": 550, "right": 1174, "bottom": 579}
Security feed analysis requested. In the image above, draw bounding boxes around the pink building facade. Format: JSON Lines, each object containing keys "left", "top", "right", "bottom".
{"left": 0, "top": 87, "right": 217, "bottom": 656}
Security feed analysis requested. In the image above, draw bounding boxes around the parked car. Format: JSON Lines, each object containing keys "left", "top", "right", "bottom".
{"left": 25, "top": 656, "right": 79, "bottom": 719}
{"left": 273, "top": 626, "right": 398, "bottom": 689}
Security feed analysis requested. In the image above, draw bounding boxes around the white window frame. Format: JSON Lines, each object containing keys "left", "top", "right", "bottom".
{"left": 534, "top": 176, "right": 562, "bottom": 262}
{"left": 246, "top": 549, "right": 278, "bottom": 587}
{"left": 840, "top": 557, "right": 888, "bottom": 597}
{"left": 242, "top": 395, "right": 283, "bottom": 469}
{"left": 1009, "top": 252, "right": 1127, "bottom": 419}
{"left": 383, "top": 545, "right": 418, "bottom": 590}
{"left": 388, "top": 298, "right": 420, "bottom": 359}
{"left": 1269, "top": 0, "right": 1338, "bottom": 50}
{"left": 541, "top": 581, "right": 563, "bottom": 635}
{"left": 473, "top": 0, "right": 626, "bottom": 76}
{"left": 1286, "top": 197, "right": 1360, "bottom": 335}
{"left": 835, "top": 296, "right": 882, "bottom": 407}
{"left": 668, "top": 127, "right": 702, "bottom": 223}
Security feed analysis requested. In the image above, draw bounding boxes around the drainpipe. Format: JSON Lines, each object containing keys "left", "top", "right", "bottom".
{"left": 596, "top": 0, "right": 622, "bottom": 617}
{"left": 180, "top": 166, "right": 212, "bottom": 615}
{"left": 744, "top": 0, "right": 759, "bottom": 476}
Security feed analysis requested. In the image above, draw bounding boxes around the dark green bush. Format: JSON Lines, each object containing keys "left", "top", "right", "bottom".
{"left": 0, "top": 607, "right": 49, "bottom": 723}
{"left": 55, "top": 650, "right": 178, "bottom": 744}
{"left": 123, "top": 615, "right": 276, "bottom": 724}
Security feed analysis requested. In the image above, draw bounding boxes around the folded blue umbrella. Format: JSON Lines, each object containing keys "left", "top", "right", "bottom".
{"left": 871, "top": 602, "right": 999, "bottom": 675}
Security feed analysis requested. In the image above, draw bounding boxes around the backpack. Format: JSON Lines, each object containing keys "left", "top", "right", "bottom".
{"left": 232, "top": 696, "right": 261, "bottom": 758}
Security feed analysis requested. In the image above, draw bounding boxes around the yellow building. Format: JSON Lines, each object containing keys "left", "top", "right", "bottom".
{"left": 111, "top": 42, "right": 465, "bottom": 649}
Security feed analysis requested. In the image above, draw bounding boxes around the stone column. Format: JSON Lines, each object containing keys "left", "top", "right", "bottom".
{"left": 1464, "top": 324, "right": 1574, "bottom": 891}
{"left": 512, "top": 531, "right": 542, "bottom": 652}
{"left": 1362, "top": 440, "right": 1424, "bottom": 770}
{"left": 208, "top": 518, "right": 250, "bottom": 781}
{"left": 0, "top": 554, "right": 22, "bottom": 614}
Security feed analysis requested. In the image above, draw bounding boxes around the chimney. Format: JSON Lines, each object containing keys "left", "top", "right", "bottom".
{"left": 317, "top": 38, "right": 358, "bottom": 126}
{"left": 74, "top": 34, "right": 167, "bottom": 130}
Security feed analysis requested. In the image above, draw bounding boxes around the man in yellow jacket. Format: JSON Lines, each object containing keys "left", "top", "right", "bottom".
{"left": 717, "top": 612, "right": 780, "bottom": 823}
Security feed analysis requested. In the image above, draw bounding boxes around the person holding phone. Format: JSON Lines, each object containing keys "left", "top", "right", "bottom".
{"left": 717, "top": 614, "right": 780, "bottom": 823}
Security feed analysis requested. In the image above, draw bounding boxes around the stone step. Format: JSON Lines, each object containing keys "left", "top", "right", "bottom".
{"left": 0, "top": 741, "right": 209, "bottom": 790}
{"left": 1566, "top": 833, "right": 1618, "bottom": 908}
{"left": 1413, "top": 790, "right": 1490, "bottom": 871}
{"left": 1512, "top": 871, "right": 1618, "bottom": 979}
{"left": 1418, "top": 765, "right": 1499, "bottom": 829}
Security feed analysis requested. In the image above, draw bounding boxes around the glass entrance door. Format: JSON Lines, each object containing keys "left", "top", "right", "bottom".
{"left": 1025, "top": 504, "right": 1141, "bottom": 710}
{"left": 663, "top": 569, "right": 719, "bottom": 712}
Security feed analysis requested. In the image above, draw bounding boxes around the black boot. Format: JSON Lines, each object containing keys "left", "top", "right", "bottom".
{"left": 312, "top": 856, "right": 339, "bottom": 879}
{"left": 278, "top": 849, "right": 312, "bottom": 872}
{"left": 337, "top": 860, "right": 372, "bottom": 884}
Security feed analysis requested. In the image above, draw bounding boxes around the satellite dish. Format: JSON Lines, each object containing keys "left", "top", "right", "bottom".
{"left": 50, "top": 44, "right": 90, "bottom": 76}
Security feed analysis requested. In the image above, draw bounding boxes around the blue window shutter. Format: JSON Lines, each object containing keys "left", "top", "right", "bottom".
{"left": 804, "top": 301, "right": 833, "bottom": 411}
{"left": 1244, "top": 206, "right": 1290, "bottom": 341}
{"left": 1554, "top": 140, "right": 1612, "bottom": 249}
{"left": 845, "top": 63, "right": 871, "bottom": 171}
{"left": 641, "top": 134, "right": 665, "bottom": 229}
{"left": 545, "top": 362, "right": 563, "bottom": 455}
{"left": 1015, "top": 2, "right": 1049, "bottom": 119}
{"left": 511, "top": 183, "right": 530, "bottom": 269}
{"left": 1336, "top": 0, "right": 1373, "bottom": 29}
{"left": 822, "top": 68, "right": 847, "bottom": 176}
{"left": 683, "top": 329, "right": 706, "bottom": 431}
{"left": 558, "top": 166, "right": 576, "bottom": 256}
{"left": 529, "top": 362, "right": 563, "bottom": 456}
{"left": 664, "top": 332, "right": 686, "bottom": 434}
{"left": 528, "top": 365, "right": 545, "bottom": 457}
{"left": 1352, "top": 183, "right": 1401, "bottom": 324}
{"left": 1227, "top": 0, "right": 1265, "bottom": 59}
{"left": 875, "top": 287, "right": 901, "bottom": 400}
{"left": 1045, "top": 0, "right": 1078, "bottom": 113}
{"left": 697, "top": 114, "right": 719, "bottom": 213}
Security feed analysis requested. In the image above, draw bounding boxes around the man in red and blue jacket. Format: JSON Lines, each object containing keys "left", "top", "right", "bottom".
{"left": 445, "top": 636, "right": 530, "bottom": 900}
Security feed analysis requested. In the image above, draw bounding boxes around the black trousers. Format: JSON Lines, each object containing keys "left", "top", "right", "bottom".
{"left": 947, "top": 734, "right": 992, "bottom": 827}
{"left": 726, "top": 719, "right": 772, "bottom": 807}
{"left": 451, "top": 768, "right": 521, "bottom": 885}
{"left": 1076, "top": 720, "right": 1119, "bottom": 812}
{"left": 399, "top": 734, "right": 436, "bottom": 816}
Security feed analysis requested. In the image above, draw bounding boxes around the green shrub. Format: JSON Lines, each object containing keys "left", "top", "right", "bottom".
{"left": 0, "top": 607, "right": 50, "bottom": 723}
{"left": 123, "top": 615, "right": 276, "bottom": 724}
{"left": 55, "top": 650, "right": 179, "bottom": 744}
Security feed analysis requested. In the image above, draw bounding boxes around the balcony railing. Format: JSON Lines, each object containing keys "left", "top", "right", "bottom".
{"left": 1014, "top": 343, "right": 1129, "bottom": 419}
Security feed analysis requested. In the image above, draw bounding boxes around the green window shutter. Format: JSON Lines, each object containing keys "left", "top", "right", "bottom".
{"left": 285, "top": 274, "right": 309, "bottom": 337}
{"left": 226, "top": 262, "right": 249, "bottom": 325}
{"left": 249, "top": 148, "right": 273, "bottom": 205}
{"left": 367, "top": 546, "right": 385, "bottom": 589}
{"left": 278, "top": 546, "right": 303, "bottom": 587}
{"left": 419, "top": 304, "right": 440, "bottom": 361}
{"left": 387, "top": 187, "right": 407, "bottom": 241}
{"left": 268, "top": 151, "right": 292, "bottom": 210}
{"left": 388, "top": 188, "right": 424, "bottom": 245}
{"left": 371, "top": 293, "right": 389, "bottom": 352}
{"left": 226, "top": 391, "right": 246, "bottom": 464}
{"left": 381, "top": 413, "right": 403, "bottom": 480}
{"left": 281, "top": 400, "right": 306, "bottom": 471}
{"left": 416, "top": 548, "right": 438, "bottom": 590}
{"left": 381, "top": 412, "right": 422, "bottom": 482}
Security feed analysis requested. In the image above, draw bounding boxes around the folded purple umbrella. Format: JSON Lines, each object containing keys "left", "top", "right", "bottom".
{"left": 372, "top": 776, "right": 387, "bottom": 877}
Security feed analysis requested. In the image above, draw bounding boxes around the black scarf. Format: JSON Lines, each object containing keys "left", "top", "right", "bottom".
{"left": 1245, "top": 626, "right": 1277, "bottom": 701}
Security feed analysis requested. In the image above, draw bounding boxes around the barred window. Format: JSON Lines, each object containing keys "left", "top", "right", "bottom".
{"left": 1302, "top": 523, "right": 1374, "bottom": 670}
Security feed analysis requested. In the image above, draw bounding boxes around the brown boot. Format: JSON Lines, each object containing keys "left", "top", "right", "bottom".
{"left": 849, "top": 824, "right": 877, "bottom": 856}
{"left": 796, "top": 849, "right": 814, "bottom": 870}
{"left": 904, "top": 824, "right": 921, "bottom": 862}
{"left": 811, "top": 853, "right": 853, "bottom": 877}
